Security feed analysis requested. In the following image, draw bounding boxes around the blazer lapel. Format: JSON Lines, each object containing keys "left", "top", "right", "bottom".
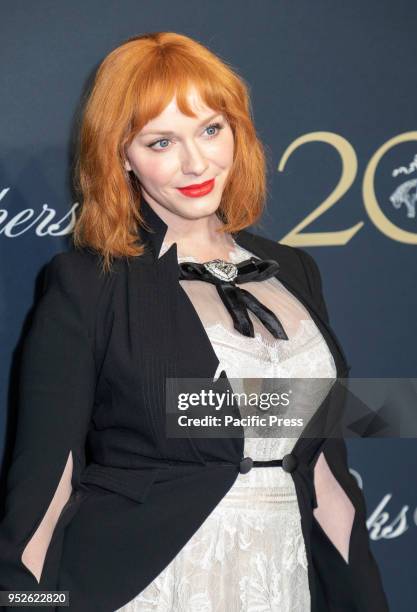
{"left": 136, "top": 199, "right": 243, "bottom": 463}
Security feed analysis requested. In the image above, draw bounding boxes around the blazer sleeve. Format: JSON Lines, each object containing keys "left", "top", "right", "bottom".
{"left": 295, "top": 247, "right": 361, "bottom": 492}
{"left": 0, "top": 253, "right": 97, "bottom": 589}
{"left": 295, "top": 248, "right": 390, "bottom": 610}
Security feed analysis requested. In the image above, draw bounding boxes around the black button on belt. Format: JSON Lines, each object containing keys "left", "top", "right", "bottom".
{"left": 239, "top": 457, "right": 253, "bottom": 474}
{"left": 282, "top": 453, "right": 298, "bottom": 473}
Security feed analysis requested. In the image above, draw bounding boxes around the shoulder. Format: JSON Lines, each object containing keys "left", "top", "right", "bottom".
{"left": 44, "top": 247, "right": 117, "bottom": 294}
{"left": 46, "top": 247, "right": 103, "bottom": 279}
{"left": 41, "top": 248, "right": 120, "bottom": 335}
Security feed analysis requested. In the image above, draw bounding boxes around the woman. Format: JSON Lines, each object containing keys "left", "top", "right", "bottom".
{"left": 0, "top": 32, "right": 389, "bottom": 611}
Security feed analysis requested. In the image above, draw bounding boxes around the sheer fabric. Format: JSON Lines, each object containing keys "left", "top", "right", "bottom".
{"left": 116, "top": 240, "right": 340, "bottom": 612}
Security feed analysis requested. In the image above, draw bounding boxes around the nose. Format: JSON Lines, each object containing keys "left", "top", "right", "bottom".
{"left": 180, "top": 141, "right": 209, "bottom": 176}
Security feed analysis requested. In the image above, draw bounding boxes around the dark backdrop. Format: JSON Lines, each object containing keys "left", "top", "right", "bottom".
{"left": 1, "top": 2, "right": 416, "bottom": 610}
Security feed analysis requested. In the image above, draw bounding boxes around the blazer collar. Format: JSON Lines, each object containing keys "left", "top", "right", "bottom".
{"left": 138, "top": 197, "right": 171, "bottom": 259}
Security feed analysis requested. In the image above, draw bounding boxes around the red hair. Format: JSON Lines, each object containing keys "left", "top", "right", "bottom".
{"left": 73, "top": 32, "right": 268, "bottom": 272}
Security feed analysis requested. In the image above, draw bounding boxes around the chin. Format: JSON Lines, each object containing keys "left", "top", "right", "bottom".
{"left": 185, "top": 201, "right": 221, "bottom": 218}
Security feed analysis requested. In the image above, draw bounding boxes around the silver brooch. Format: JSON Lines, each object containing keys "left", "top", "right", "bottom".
{"left": 203, "top": 259, "right": 238, "bottom": 282}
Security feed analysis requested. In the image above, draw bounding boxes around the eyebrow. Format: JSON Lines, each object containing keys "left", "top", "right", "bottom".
{"left": 139, "top": 113, "right": 222, "bottom": 137}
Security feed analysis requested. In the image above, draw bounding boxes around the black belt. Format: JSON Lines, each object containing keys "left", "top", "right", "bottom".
{"left": 239, "top": 453, "right": 298, "bottom": 474}
{"left": 239, "top": 453, "right": 317, "bottom": 510}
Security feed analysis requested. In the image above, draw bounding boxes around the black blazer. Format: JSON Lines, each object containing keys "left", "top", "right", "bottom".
{"left": 0, "top": 199, "right": 389, "bottom": 611}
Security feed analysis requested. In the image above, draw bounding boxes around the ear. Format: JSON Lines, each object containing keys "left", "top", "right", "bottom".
{"left": 124, "top": 158, "right": 132, "bottom": 172}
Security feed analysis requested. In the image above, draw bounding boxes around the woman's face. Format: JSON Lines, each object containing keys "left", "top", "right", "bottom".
{"left": 124, "top": 87, "right": 234, "bottom": 222}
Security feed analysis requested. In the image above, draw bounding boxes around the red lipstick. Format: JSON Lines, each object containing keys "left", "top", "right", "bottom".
{"left": 177, "top": 178, "right": 215, "bottom": 198}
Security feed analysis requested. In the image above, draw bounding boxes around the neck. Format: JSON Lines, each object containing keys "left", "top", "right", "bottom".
{"left": 141, "top": 194, "right": 236, "bottom": 261}
{"left": 163, "top": 218, "right": 235, "bottom": 259}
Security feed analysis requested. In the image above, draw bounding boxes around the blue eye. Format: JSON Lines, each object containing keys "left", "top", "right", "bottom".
{"left": 152, "top": 139, "right": 170, "bottom": 150}
{"left": 147, "top": 122, "right": 225, "bottom": 151}
{"left": 205, "top": 122, "right": 224, "bottom": 137}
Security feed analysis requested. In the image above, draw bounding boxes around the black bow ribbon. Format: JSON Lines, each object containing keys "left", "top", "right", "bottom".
{"left": 178, "top": 256, "right": 289, "bottom": 340}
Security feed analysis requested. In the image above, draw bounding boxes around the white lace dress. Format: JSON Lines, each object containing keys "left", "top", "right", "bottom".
{"left": 117, "top": 239, "right": 337, "bottom": 612}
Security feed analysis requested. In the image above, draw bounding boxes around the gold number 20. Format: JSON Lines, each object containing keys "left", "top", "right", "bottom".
{"left": 278, "top": 131, "right": 417, "bottom": 246}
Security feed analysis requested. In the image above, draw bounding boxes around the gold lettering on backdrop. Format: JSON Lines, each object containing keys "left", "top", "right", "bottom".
{"left": 277, "top": 131, "right": 417, "bottom": 246}
{"left": 277, "top": 132, "right": 363, "bottom": 246}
